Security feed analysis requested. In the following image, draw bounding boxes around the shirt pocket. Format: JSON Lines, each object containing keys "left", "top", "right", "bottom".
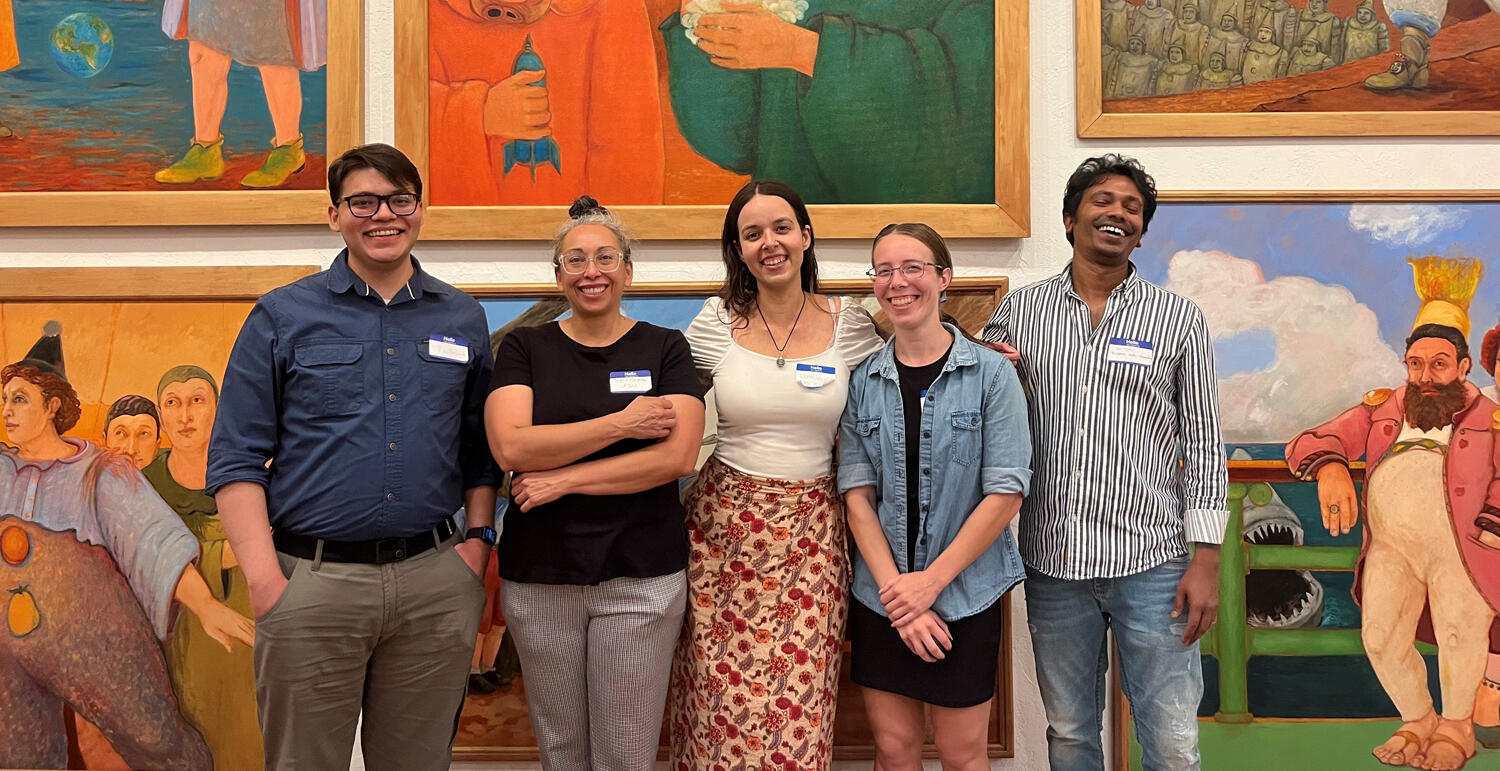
{"left": 417, "top": 343, "right": 469, "bottom": 412}
{"left": 854, "top": 415, "right": 883, "bottom": 467}
{"left": 294, "top": 342, "right": 365, "bottom": 418}
{"left": 950, "top": 410, "right": 982, "bottom": 467}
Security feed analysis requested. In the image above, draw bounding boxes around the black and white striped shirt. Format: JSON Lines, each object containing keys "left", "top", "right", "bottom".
{"left": 982, "top": 263, "right": 1229, "bottom": 580}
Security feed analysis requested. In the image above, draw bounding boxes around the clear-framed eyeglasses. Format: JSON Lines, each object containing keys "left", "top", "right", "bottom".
{"left": 557, "top": 249, "right": 627, "bottom": 274}
{"left": 867, "top": 261, "right": 941, "bottom": 282}
{"left": 338, "top": 192, "right": 421, "bottom": 218}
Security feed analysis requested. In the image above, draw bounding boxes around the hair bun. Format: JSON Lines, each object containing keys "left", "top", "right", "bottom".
{"left": 568, "top": 195, "right": 608, "bottom": 219}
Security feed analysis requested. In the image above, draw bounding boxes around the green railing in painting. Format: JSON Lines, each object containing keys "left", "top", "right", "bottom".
{"left": 1200, "top": 460, "right": 1436, "bottom": 724}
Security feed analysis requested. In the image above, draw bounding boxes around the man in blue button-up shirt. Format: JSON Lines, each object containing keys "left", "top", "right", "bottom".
{"left": 207, "top": 143, "right": 500, "bottom": 771}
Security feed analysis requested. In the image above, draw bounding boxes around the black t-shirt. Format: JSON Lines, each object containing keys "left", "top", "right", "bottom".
{"left": 491, "top": 321, "right": 703, "bottom": 585}
{"left": 894, "top": 346, "right": 950, "bottom": 572}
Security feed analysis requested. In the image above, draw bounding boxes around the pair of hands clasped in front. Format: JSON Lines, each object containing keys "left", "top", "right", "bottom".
{"left": 510, "top": 395, "right": 676, "bottom": 511}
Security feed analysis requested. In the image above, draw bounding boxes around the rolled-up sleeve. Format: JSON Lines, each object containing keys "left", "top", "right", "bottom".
{"left": 980, "top": 361, "right": 1031, "bottom": 496}
{"left": 836, "top": 374, "right": 877, "bottom": 495}
{"left": 206, "top": 298, "right": 283, "bottom": 495}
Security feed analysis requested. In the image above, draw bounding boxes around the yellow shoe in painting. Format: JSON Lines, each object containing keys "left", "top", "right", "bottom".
{"left": 240, "top": 136, "right": 306, "bottom": 189}
{"left": 154, "top": 136, "right": 225, "bottom": 183}
{"left": 0, "top": 122, "right": 13, "bottom": 139}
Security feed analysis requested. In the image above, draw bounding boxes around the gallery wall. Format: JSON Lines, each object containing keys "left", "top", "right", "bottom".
{"left": 5, "top": 1, "right": 1499, "bottom": 769}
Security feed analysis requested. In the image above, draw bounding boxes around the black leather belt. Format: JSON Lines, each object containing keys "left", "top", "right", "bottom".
{"left": 272, "top": 518, "right": 459, "bottom": 564}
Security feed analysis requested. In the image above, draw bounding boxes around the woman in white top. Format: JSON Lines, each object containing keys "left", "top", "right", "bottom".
{"left": 666, "top": 179, "right": 884, "bottom": 770}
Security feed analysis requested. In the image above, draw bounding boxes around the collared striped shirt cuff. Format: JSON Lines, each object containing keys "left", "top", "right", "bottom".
{"left": 1185, "top": 508, "right": 1231, "bottom": 545}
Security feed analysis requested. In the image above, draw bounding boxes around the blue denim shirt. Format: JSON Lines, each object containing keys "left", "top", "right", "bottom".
{"left": 838, "top": 325, "right": 1031, "bottom": 621}
{"left": 206, "top": 251, "right": 500, "bottom": 539}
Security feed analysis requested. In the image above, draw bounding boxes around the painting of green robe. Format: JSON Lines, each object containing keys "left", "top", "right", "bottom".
{"left": 660, "top": 0, "right": 995, "bottom": 204}
{"left": 144, "top": 450, "right": 263, "bottom": 771}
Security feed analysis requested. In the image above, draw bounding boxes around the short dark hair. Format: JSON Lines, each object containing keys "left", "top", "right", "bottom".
{"left": 105, "top": 394, "right": 160, "bottom": 431}
{"left": 1406, "top": 323, "right": 1470, "bottom": 362}
{"left": 1062, "top": 154, "right": 1158, "bottom": 245}
{"left": 717, "top": 179, "right": 820, "bottom": 323}
{"left": 327, "top": 143, "right": 423, "bottom": 203}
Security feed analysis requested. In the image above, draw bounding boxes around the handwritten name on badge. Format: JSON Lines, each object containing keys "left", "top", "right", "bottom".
{"left": 609, "top": 370, "right": 653, "bottom": 394}
{"left": 428, "top": 335, "right": 470, "bottom": 363}
{"left": 1106, "top": 337, "right": 1154, "bottom": 367}
{"left": 795, "top": 363, "right": 836, "bottom": 389}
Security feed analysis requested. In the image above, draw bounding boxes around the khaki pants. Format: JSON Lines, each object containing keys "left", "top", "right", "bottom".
{"left": 253, "top": 532, "right": 485, "bottom": 771}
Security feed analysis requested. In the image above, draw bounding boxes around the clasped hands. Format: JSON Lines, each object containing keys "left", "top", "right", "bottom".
{"left": 880, "top": 570, "right": 951, "bottom": 663}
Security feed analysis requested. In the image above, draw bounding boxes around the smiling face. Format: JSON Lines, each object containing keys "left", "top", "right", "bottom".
{"left": 736, "top": 194, "right": 811, "bottom": 293}
{"left": 105, "top": 413, "right": 159, "bottom": 469}
{"left": 329, "top": 167, "right": 424, "bottom": 275}
{"left": 159, "top": 378, "right": 217, "bottom": 454}
{"left": 1065, "top": 174, "right": 1146, "bottom": 268}
{"left": 1209, "top": 51, "right": 1226, "bottom": 71}
{"left": 872, "top": 234, "right": 951, "bottom": 333}
{"left": 2, "top": 377, "right": 58, "bottom": 448}
{"left": 555, "top": 223, "right": 632, "bottom": 318}
{"left": 1357, "top": 6, "right": 1374, "bottom": 23}
{"left": 1169, "top": 46, "right": 1185, "bottom": 63}
{"left": 1220, "top": 14, "right": 1236, "bottom": 30}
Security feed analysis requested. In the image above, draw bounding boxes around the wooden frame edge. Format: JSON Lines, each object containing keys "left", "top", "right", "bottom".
{"left": 0, "top": 266, "right": 322, "bottom": 301}
{"left": 395, "top": 1, "right": 1029, "bottom": 240}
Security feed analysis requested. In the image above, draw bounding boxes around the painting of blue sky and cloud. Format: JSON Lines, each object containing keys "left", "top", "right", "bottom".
{"left": 1133, "top": 202, "right": 1500, "bottom": 444}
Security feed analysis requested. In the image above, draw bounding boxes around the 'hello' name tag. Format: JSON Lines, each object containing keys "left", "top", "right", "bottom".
{"left": 795, "top": 363, "right": 837, "bottom": 389}
{"left": 609, "top": 370, "right": 653, "bottom": 394}
{"left": 428, "top": 335, "right": 470, "bottom": 363}
{"left": 1106, "top": 337, "right": 1154, "bottom": 367}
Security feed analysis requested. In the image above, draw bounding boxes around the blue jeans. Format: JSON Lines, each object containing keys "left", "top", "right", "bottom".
{"left": 1026, "top": 557, "right": 1203, "bottom": 771}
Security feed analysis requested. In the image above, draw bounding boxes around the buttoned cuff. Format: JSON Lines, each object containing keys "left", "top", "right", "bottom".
{"left": 837, "top": 463, "right": 878, "bottom": 495}
{"left": 981, "top": 466, "right": 1031, "bottom": 497}
{"left": 1185, "top": 508, "right": 1231, "bottom": 545}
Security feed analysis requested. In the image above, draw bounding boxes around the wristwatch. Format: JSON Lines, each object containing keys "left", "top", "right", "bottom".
{"left": 465, "top": 526, "right": 498, "bottom": 547}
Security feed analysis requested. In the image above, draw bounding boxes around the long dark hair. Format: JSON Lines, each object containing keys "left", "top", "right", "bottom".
{"left": 717, "top": 179, "right": 821, "bottom": 324}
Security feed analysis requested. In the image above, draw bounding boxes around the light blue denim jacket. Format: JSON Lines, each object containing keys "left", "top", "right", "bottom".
{"left": 837, "top": 325, "right": 1031, "bottom": 621}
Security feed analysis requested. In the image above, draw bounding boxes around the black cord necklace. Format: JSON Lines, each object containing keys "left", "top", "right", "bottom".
{"left": 759, "top": 292, "right": 807, "bottom": 368}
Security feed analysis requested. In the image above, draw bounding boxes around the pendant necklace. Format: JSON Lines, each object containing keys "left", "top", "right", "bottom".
{"left": 759, "top": 292, "right": 807, "bottom": 368}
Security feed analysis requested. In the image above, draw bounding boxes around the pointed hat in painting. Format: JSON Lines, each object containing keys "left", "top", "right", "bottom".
{"left": 18, "top": 321, "right": 66, "bottom": 382}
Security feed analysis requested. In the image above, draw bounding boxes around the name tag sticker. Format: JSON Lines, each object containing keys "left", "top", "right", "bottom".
{"left": 1106, "top": 337, "right": 1154, "bottom": 367}
{"left": 428, "top": 335, "right": 470, "bottom": 363}
{"left": 609, "top": 370, "right": 653, "bottom": 394}
{"left": 795, "top": 362, "right": 837, "bottom": 389}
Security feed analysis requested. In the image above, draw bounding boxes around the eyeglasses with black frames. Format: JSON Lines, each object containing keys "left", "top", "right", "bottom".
{"left": 338, "top": 192, "right": 421, "bottom": 218}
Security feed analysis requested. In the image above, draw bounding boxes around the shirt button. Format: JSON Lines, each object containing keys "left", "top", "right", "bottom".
{"left": 386, "top": 347, "right": 396, "bottom": 356}
{"left": 922, "top": 431, "right": 931, "bottom": 439}
{"left": 386, "top": 492, "right": 396, "bottom": 501}
{"left": 388, "top": 443, "right": 398, "bottom": 451}
{"left": 922, "top": 468, "right": 930, "bottom": 475}
{"left": 388, "top": 393, "right": 397, "bottom": 402}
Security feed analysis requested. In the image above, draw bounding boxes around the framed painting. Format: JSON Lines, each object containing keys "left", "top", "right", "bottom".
{"left": 452, "top": 276, "right": 1017, "bottom": 761}
{"left": 0, "top": 266, "right": 1014, "bottom": 768}
{"left": 1077, "top": 0, "right": 1500, "bottom": 137}
{"left": 0, "top": 0, "right": 364, "bottom": 228}
{"left": 1101, "top": 199, "right": 1500, "bottom": 768}
{"left": 392, "top": 0, "right": 1029, "bottom": 239}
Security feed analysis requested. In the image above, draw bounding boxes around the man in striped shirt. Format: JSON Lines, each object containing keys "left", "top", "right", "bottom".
{"left": 983, "top": 154, "right": 1228, "bottom": 771}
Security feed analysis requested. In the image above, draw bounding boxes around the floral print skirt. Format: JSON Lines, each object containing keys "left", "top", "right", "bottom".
{"left": 667, "top": 457, "right": 848, "bottom": 771}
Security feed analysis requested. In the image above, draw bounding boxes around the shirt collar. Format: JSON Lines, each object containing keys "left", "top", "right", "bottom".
{"left": 326, "top": 250, "right": 449, "bottom": 303}
{"left": 1057, "top": 259, "right": 1141, "bottom": 302}
{"left": 868, "top": 322, "right": 979, "bottom": 380}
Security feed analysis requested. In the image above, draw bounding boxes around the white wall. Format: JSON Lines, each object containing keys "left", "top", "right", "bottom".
{"left": 8, "top": 0, "right": 1498, "bottom": 768}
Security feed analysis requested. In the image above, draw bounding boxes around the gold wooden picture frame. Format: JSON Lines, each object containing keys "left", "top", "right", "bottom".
{"left": 0, "top": 0, "right": 364, "bottom": 229}
{"left": 1076, "top": 0, "right": 1500, "bottom": 138}
{"left": 393, "top": 1, "right": 1029, "bottom": 240}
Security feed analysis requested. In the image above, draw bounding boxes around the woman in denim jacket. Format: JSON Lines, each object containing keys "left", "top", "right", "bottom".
{"left": 838, "top": 223, "right": 1031, "bottom": 770}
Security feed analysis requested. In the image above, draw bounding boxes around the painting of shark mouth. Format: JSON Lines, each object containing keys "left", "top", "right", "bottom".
{"left": 1243, "top": 499, "right": 1325, "bottom": 629}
